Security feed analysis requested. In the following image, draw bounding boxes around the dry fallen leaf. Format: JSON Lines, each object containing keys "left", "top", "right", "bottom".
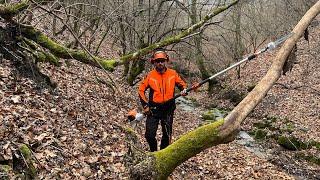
{"left": 44, "top": 149, "right": 57, "bottom": 158}
{"left": 11, "top": 95, "right": 21, "bottom": 103}
{"left": 34, "top": 133, "right": 48, "bottom": 142}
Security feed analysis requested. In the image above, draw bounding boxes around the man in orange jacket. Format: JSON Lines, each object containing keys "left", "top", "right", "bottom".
{"left": 139, "top": 50, "right": 187, "bottom": 152}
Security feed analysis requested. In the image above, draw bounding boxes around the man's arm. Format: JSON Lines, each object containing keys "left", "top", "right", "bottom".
{"left": 138, "top": 75, "right": 149, "bottom": 108}
{"left": 175, "top": 72, "right": 187, "bottom": 91}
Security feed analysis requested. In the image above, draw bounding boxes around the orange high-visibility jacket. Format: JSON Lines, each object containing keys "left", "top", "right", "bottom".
{"left": 139, "top": 68, "right": 187, "bottom": 108}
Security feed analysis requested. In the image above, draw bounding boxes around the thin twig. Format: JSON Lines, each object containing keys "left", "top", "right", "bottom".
{"left": 29, "top": 148, "right": 43, "bottom": 168}
{"left": 20, "top": 150, "right": 30, "bottom": 169}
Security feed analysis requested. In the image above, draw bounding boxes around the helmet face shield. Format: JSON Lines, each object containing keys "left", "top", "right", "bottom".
{"left": 154, "top": 59, "right": 166, "bottom": 63}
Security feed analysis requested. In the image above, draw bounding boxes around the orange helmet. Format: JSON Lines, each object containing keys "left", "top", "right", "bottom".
{"left": 151, "top": 51, "right": 169, "bottom": 63}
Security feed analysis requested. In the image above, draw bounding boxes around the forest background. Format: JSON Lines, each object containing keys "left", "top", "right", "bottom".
{"left": 0, "top": 0, "right": 319, "bottom": 179}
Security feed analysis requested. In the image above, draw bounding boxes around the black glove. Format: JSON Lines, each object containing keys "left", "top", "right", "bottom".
{"left": 143, "top": 106, "right": 151, "bottom": 115}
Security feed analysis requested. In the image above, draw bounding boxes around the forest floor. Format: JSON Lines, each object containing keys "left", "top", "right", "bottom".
{"left": 1, "top": 18, "right": 319, "bottom": 180}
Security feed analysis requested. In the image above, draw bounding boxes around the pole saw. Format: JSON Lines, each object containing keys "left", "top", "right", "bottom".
{"left": 127, "top": 32, "right": 293, "bottom": 122}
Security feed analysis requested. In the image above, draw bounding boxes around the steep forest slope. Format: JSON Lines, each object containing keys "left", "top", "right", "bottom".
{"left": 0, "top": 17, "right": 319, "bottom": 180}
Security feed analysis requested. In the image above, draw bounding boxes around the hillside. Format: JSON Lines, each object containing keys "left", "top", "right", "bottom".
{"left": 1, "top": 18, "right": 319, "bottom": 180}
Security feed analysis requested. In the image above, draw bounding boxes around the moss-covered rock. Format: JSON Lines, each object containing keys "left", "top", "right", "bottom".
{"left": 188, "top": 97, "right": 200, "bottom": 107}
{"left": 253, "top": 116, "right": 278, "bottom": 131}
{"left": 253, "top": 129, "right": 268, "bottom": 140}
{"left": 304, "top": 155, "right": 320, "bottom": 165}
{"left": 284, "top": 123, "right": 294, "bottom": 133}
{"left": 249, "top": 116, "right": 315, "bottom": 149}
{"left": 295, "top": 152, "right": 320, "bottom": 165}
{"left": 277, "top": 136, "right": 310, "bottom": 150}
{"left": 310, "top": 141, "right": 320, "bottom": 150}
{"left": 200, "top": 109, "right": 228, "bottom": 126}
{"left": 201, "top": 108, "right": 227, "bottom": 121}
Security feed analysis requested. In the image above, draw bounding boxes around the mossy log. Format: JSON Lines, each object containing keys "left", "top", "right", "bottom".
{"left": 19, "top": 25, "right": 118, "bottom": 71}
{"left": 22, "top": 37, "right": 60, "bottom": 66}
{"left": 131, "top": 119, "right": 238, "bottom": 179}
{"left": 33, "top": 50, "right": 60, "bottom": 66}
{"left": 130, "top": 2, "right": 320, "bottom": 179}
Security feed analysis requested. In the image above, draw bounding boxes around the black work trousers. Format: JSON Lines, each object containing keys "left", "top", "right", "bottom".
{"left": 145, "top": 112, "right": 174, "bottom": 152}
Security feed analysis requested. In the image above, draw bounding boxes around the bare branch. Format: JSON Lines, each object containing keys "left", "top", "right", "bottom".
{"left": 119, "top": 0, "right": 239, "bottom": 65}
{"left": 0, "top": 0, "right": 53, "bottom": 19}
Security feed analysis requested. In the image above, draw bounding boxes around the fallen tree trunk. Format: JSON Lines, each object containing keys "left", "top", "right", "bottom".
{"left": 130, "top": 1, "right": 320, "bottom": 179}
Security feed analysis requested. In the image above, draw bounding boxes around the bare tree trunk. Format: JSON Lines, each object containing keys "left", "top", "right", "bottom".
{"left": 126, "top": 0, "right": 147, "bottom": 85}
{"left": 191, "top": 0, "right": 218, "bottom": 92}
{"left": 234, "top": 1, "right": 243, "bottom": 79}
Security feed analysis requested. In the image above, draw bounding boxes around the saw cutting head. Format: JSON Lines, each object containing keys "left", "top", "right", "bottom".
{"left": 268, "top": 32, "right": 294, "bottom": 50}
{"left": 127, "top": 109, "right": 144, "bottom": 122}
{"left": 127, "top": 109, "right": 137, "bottom": 122}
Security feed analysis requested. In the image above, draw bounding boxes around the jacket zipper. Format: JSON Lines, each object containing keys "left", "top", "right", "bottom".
{"left": 161, "top": 74, "right": 165, "bottom": 102}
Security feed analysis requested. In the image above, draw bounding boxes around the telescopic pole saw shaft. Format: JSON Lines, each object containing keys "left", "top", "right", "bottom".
{"left": 173, "top": 32, "right": 293, "bottom": 99}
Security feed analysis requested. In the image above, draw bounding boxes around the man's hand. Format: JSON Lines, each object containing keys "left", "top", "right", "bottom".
{"left": 191, "top": 82, "right": 200, "bottom": 92}
{"left": 181, "top": 88, "right": 188, "bottom": 96}
{"left": 143, "top": 106, "right": 151, "bottom": 115}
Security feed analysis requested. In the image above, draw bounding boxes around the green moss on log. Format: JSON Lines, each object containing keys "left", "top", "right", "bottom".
{"left": 14, "top": 0, "right": 237, "bottom": 73}
{"left": 126, "top": 59, "right": 145, "bottom": 85}
{"left": 34, "top": 51, "right": 60, "bottom": 66}
{"left": 0, "top": 0, "right": 54, "bottom": 18}
{"left": 20, "top": 26, "right": 117, "bottom": 71}
{"left": 19, "top": 144, "right": 36, "bottom": 178}
{"left": 153, "top": 119, "right": 225, "bottom": 179}
{"left": 98, "top": 58, "right": 118, "bottom": 71}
